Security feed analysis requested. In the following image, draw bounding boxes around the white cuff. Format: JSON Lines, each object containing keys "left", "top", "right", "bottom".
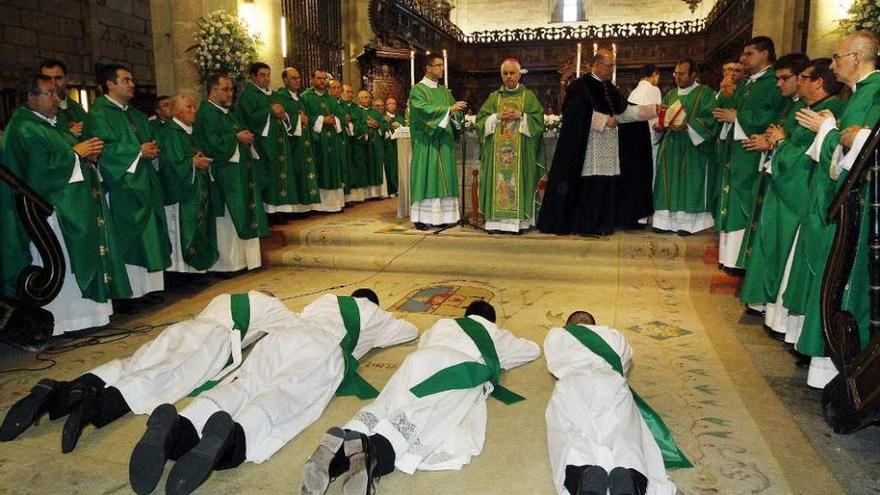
{"left": 293, "top": 116, "right": 302, "bottom": 137}
{"left": 806, "top": 117, "right": 837, "bottom": 162}
{"left": 591, "top": 112, "right": 609, "bottom": 131}
{"left": 68, "top": 154, "right": 84, "bottom": 183}
{"left": 439, "top": 109, "right": 451, "bottom": 129}
{"left": 759, "top": 151, "right": 772, "bottom": 173}
{"left": 687, "top": 124, "right": 705, "bottom": 146}
{"left": 229, "top": 144, "right": 241, "bottom": 164}
{"left": 841, "top": 128, "right": 872, "bottom": 172}
{"left": 125, "top": 152, "right": 142, "bottom": 174}
{"left": 347, "top": 122, "right": 354, "bottom": 137}
{"left": 334, "top": 117, "right": 343, "bottom": 134}
{"left": 261, "top": 114, "right": 271, "bottom": 137}
{"left": 720, "top": 122, "right": 732, "bottom": 141}
{"left": 519, "top": 116, "right": 531, "bottom": 137}
{"left": 484, "top": 114, "right": 498, "bottom": 137}
{"left": 313, "top": 118, "right": 324, "bottom": 133}
{"left": 733, "top": 118, "right": 747, "bottom": 141}
{"left": 250, "top": 144, "right": 260, "bottom": 160}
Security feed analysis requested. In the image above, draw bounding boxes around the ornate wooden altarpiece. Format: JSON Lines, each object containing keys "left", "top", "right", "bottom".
{"left": 363, "top": 0, "right": 755, "bottom": 110}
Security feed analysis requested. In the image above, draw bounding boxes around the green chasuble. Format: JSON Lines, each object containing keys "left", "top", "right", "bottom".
{"left": 0, "top": 111, "right": 34, "bottom": 297}
{"left": 789, "top": 71, "right": 880, "bottom": 357}
{"left": 475, "top": 84, "right": 546, "bottom": 226}
{"left": 347, "top": 105, "right": 370, "bottom": 191}
{"left": 57, "top": 97, "right": 88, "bottom": 134}
{"left": 235, "top": 82, "right": 298, "bottom": 205}
{"left": 408, "top": 79, "right": 459, "bottom": 203}
{"left": 85, "top": 95, "right": 171, "bottom": 271}
{"left": 193, "top": 100, "right": 269, "bottom": 240}
{"left": 3, "top": 107, "right": 131, "bottom": 301}
{"left": 654, "top": 83, "right": 718, "bottom": 214}
{"left": 383, "top": 113, "right": 406, "bottom": 195}
{"left": 273, "top": 89, "right": 321, "bottom": 206}
{"left": 365, "top": 107, "right": 387, "bottom": 187}
{"left": 300, "top": 88, "right": 346, "bottom": 190}
{"left": 148, "top": 118, "right": 166, "bottom": 139}
{"left": 156, "top": 119, "right": 219, "bottom": 270}
{"left": 710, "top": 84, "right": 745, "bottom": 224}
{"left": 715, "top": 68, "right": 787, "bottom": 233}
{"left": 337, "top": 99, "right": 352, "bottom": 190}
{"left": 740, "top": 97, "right": 844, "bottom": 306}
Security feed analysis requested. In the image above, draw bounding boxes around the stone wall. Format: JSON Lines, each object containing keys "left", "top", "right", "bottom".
{"left": 0, "top": 0, "right": 156, "bottom": 89}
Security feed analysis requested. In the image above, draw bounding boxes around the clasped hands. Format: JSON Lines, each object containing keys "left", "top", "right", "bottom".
{"left": 192, "top": 151, "right": 213, "bottom": 169}
{"left": 498, "top": 106, "right": 522, "bottom": 122}
{"left": 140, "top": 141, "right": 160, "bottom": 159}
{"left": 449, "top": 101, "right": 467, "bottom": 113}
{"left": 73, "top": 137, "right": 103, "bottom": 161}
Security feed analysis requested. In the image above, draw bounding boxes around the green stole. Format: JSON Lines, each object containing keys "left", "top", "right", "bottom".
{"left": 409, "top": 317, "right": 525, "bottom": 405}
{"left": 335, "top": 296, "right": 380, "bottom": 399}
{"left": 188, "top": 293, "right": 252, "bottom": 396}
{"left": 562, "top": 325, "right": 692, "bottom": 469}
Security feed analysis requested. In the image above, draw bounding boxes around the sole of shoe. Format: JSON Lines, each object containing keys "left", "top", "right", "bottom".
{"left": 165, "top": 411, "right": 234, "bottom": 495}
{"left": 0, "top": 379, "right": 56, "bottom": 441}
{"left": 300, "top": 427, "right": 346, "bottom": 495}
{"left": 129, "top": 403, "right": 178, "bottom": 495}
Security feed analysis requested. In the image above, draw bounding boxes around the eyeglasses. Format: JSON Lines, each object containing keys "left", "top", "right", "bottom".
{"left": 35, "top": 90, "right": 59, "bottom": 97}
{"left": 797, "top": 73, "right": 820, "bottom": 81}
{"left": 775, "top": 74, "right": 796, "bottom": 83}
{"left": 672, "top": 71, "right": 691, "bottom": 77}
{"left": 594, "top": 60, "right": 614, "bottom": 68}
{"left": 831, "top": 52, "right": 859, "bottom": 62}
{"left": 723, "top": 67, "right": 744, "bottom": 73}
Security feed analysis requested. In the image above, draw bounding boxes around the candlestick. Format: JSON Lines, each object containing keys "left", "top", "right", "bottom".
{"left": 576, "top": 43, "right": 582, "bottom": 78}
{"left": 410, "top": 50, "right": 415, "bottom": 86}
{"left": 443, "top": 49, "right": 448, "bottom": 85}
{"left": 612, "top": 42, "right": 617, "bottom": 85}
{"left": 593, "top": 42, "right": 598, "bottom": 56}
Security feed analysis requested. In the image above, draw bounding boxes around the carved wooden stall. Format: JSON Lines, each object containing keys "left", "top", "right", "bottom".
{"left": 363, "top": 0, "right": 755, "bottom": 110}
{"left": 281, "top": 0, "right": 344, "bottom": 80}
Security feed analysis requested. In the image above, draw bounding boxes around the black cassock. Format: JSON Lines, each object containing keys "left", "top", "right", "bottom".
{"left": 615, "top": 117, "right": 654, "bottom": 229}
{"left": 537, "top": 75, "right": 627, "bottom": 236}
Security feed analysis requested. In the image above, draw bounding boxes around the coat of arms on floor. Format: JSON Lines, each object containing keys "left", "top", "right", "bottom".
{"left": 390, "top": 285, "right": 495, "bottom": 316}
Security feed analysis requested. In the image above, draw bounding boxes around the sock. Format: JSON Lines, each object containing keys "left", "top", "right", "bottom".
{"left": 564, "top": 464, "right": 586, "bottom": 495}
{"left": 91, "top": 386, "right": 131, "bottom": 428}
{"left": 369, "top": 434, "right": 395, "bottom": 478}
{"left": 214, "top": 422, "right": 246, "bottom": 470}
{"left": 329, "top": 430, "right": 353, "bottom": 478}
{"left": 46, "top": 380, "right": 73, "bottom": 420}
{"left": 169, "top": 416, "right": 200, "bottom": 460}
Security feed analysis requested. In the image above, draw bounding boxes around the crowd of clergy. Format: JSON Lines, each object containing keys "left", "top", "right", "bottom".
{"left": 0, "top": 59, "right": 408, "bottom": 335}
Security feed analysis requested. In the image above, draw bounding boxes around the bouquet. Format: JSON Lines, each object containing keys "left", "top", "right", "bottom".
{"left": 544, "top": 114, "right": 562, "bottom": 134}
{"left": 839, "top": 0, "right": 880, "bottom": 35}
{"left": 193, "top": 10, "right": 262, "bottom": 83}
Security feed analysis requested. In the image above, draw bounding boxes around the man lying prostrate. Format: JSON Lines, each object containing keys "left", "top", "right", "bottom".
{"left": 545, "top": 311, "right": 691, "bottom": 495}
{"left": 299, "top": 300, "right": 541, "bottom": 495}
{"left": 0, "top": 291, "right": 295, "bottom": 453}
{"left": 129, "top": 289, "right": 418, "bottom": 495}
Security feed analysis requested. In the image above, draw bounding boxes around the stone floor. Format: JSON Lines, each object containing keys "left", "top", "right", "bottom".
{"left": 0, "top": 198, "right": 877, "bottom": 495}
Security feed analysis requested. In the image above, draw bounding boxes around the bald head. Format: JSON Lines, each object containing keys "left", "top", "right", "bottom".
{"left": 386, "top": 97, "right": 398, "bottom": 114}
{"left": 500, "top": 58, "right": 522, "bottom": 89}
{"left": 328, "top": 78, "right": 341, "bottom": 98}
{"left": 357, "top": 90, "right": 371, "bottom": 107}
{"left": 591, "top": 49, "right": 615, "bottom": 81}
{"left": 847, "top": 30, "right": 879, "bottom": 63}
{"left": 282, "top": 67, "right": 302, "bottom": 92}
{"left": 372, "top": 95, "right": 385, "bottom": 112}
{"left": 341, "top": 84, "right": 353, "bottom": 103}
{"left": 171, "top": 94, "right": 198, "bottom": 126}
{"left": 833, "top": 30, "right": 880, "bottom": 86}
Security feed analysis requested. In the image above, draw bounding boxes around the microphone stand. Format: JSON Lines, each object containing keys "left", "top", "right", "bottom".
{"left": 433, "top": 111, "right": 472, "bottom": 234}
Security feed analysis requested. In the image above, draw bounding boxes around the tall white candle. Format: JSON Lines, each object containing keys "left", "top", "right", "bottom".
{"left": 410, "top": 50, "right": 415, "bottom": 86}
{"left": 612, "top": 42, "right": 617, "bottom": 84}
{"left": 593, "top": 42, "right": 598, "bottom": 56}
{"left": 576, "top": 43, "right": 582, "bottom": 78}
{"left": 443, "top": 49, "right": 448, "bottom": 85}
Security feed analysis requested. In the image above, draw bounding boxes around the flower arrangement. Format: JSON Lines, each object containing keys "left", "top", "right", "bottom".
{"left": 192, "top": 10, "right": 262, "bottom": 83}
{"left": 544, "top": 114, "right": 562, "bottom": 134}
{"left": 839, "top": 0, "right": 880, "bottom": 35}
{"left": 463, "top": 114, "right": 477, "bottom": 133}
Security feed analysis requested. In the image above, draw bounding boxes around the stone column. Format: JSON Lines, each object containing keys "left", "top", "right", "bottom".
{"left": 806, "top": 0, "right": 852, "bottom": 57}
{"left": 752, "top": 0, "right": 809, "bottom": 54}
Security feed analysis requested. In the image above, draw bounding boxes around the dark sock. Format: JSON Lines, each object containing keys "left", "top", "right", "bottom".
{"left": 46, "top": 381, "right": 72, "bottom": 420}
{"left": 564, "top": 464, "right": 586, "bottom": 495}
{"left": 91, "top": 387, "right": 131, "bottom": 428}
{"left": 169, "top": 416, "right": 200, "bottom": 460}
{"left": 329, "top": 444, "right": 351, "bottom": 478}
{"left": 369, "top": 434, "right": 395, "bottom": 478}
{"left": 214, "top": 422, "right": 246, "bottom": 470}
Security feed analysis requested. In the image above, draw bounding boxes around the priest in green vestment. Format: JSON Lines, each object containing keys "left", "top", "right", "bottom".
{"left": 346, "top": 90, "right": 371, "bottom": 201}
{"left": 383, "top": 97, "right": 406, "bottom": 196}
{"left": 39, "top": 59, "right": 88, "bottom": 139}
{"left": 653, "top": 58, "right": 717, "bottom": 234}
{"left": 713, "top": 37, "right": 787, "bottom": 269}
{"left": 148, "top": 95, "right": 172, "bottom": 137}
{"left": 475, "top": 58, "right": 545, "bottom": 234}
{"left": 409, "top": 53, "right": 467, "bottom": 229}
{"left": 3, "top": 74, "right": 131, "bottom": 333}
{"left": 194, "top": 73, "right": 268, "bottom": 273}
{"left": 301, "top": 70, "right": 346, "bottom": 212}
{"left": 785, "top": 31, "right": 880, "bottom": 388}
{"left": 275, "top": 67, "right": 321, "bottom": 212}
{"left": 236, "top": 62, "right": 300, "bottom": 214}
{"left": 330, "top": 79, "right": 352, "bottom": 200}
{"left": 85, "top": 64, "right": 170, "bottom": 298}
{"left": 365, "top": 92, "right": 389, "bottom": 198}
{"left": 156, "top": 95, "right": 218, "bottom": 273}
{"left": 710, "top": 60, "right": 746, "bottom": 224}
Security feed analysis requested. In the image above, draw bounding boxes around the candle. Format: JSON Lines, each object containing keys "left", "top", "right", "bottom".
{"left": 576, "top": 43, "right": 582, "bottom": 78}
{"left": 593, "top": 42, "right": 597, "bottom": 56}
{"left": 612, "top": 42, "right": 617, "bottom": 84}
{"left": 443, "top": 49, "right": 448, "bottom": 85}
{"left": 410, "top": 50, "right": 415, "bottom": 86}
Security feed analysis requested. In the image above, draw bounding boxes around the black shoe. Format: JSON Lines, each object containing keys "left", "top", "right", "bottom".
{"left": 143, "top": 292, "right": 165, "bottom": 304}
{"left": 676, "top": 230, "right": 693, "bottom": 237}
{"left": 745, "top": 305, "right": 765, "bottom": 316}
{"left": 114, "top": 299, "right": 138, "bottom": 315}
{"left": 341, "top": 433, "right": 377, "bottom": 495}
{"left": 130, "top": 404, "right": 179, "bottom": 495}
{"left": 165, "top": 411, "right": 235, "bottom": 495}
{"left": 579, "top": 465, "right": 609, "bottom": 495}
{"left": 609, "top": 466, "right": 647, "bottom": 495}
{"left": 0, "top": 379, "right": 59, "bottom": 441}
{"left": 788, "top": 347, "right": 811, "bottom": 368}
{"left": 762, "top": 325, "right": 785, "bottom": 341}
{"left": 413, "top": 222, "right": 429, "bottom": 231}
{"left": 300, "top": 427, "right": 347, "bottom": 495}
{"left": 61, "top": 382, "right": 98, "bottom": 453}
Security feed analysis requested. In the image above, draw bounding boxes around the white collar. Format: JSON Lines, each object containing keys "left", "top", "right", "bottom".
{"left": 58, "top": 98, "right": 68, "bottom": 110}
{"left": 30, "top": 110, "right": 58, "bottom": 126}
{"left": 386, "top": 112, "right": 396, "bottom": 119}
{"left": 636, "top": 80, "right": 653, "bottom": 88}
{"left": 677, "top": 81, "right": 699, "bottom": 95}
{"left": 287, "top": 89, "right": 299, "bottom": 100}
{"left": 209, "top": 100, "right": 230, "bottom": 114}
{"left": 358, "top": 105, "right": 369, "bottom": 110}
{"left": 748, "top": 65, "right": 771, "bottom": 82}
{"left": 251, "top": 82, "right": 273, "bottom": 96}
{"left": 313, "top": 88, "right": 326, "bottom": 96}
{"left": 106, "top": 95, "right": 129, "bottom": 111}
{"left": 853, "top": 70, "right": 880, "bottom": 91}
{"left": 172, "top": 117, "right": 193, "bottom": 135}
{"left": 502, "top": 84, "right": 520, "bottom": 92}
{"left": 419, "top": 77, "right": 439, "bottom": 88}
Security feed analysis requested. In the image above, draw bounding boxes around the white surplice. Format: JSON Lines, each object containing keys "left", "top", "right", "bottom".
{"left": 89, "top": 292, "right": 295, "bottom": 415}
{"left": 544, "top": 324, "right": 676, "bottom": 495}
{"left": 179, "top": 294, "right": 418, "bottom": 463}
{"left": 344, "top": 315, "right": 540, "bottom": 474}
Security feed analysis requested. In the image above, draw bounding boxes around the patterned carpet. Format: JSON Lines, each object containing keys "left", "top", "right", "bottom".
{"left": 0, "top": 199, "right": 848, "bottom": 494}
